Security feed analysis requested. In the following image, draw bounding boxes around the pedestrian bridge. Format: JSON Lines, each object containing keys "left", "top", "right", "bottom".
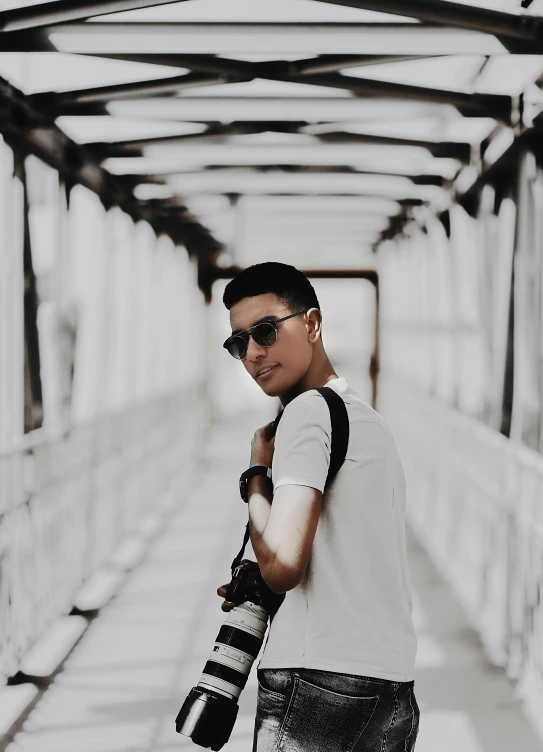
{"left": 2, "top": 1, "right": 543, "bottom": 751}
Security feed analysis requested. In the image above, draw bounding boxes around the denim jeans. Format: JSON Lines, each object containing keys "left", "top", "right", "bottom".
{"left": 252, "top": 668, "right": 419, "bottom": 752}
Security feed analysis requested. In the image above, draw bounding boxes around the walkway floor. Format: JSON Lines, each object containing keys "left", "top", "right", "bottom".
{"left": 4, "top": 412, "right": 543, "bottom": 752}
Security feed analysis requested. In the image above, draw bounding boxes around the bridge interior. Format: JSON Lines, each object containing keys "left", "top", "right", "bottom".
{"left": 2, "top": 0, "right": 543, "bottom": 750}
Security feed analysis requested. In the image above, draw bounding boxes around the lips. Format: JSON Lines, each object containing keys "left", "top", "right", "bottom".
{"left": 256, "top": 365, "right": 278, "bottom": 379}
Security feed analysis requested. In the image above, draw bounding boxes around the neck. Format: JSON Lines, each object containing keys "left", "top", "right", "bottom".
{"left": 279, "top": 354, "right": 339, "bottom": 408}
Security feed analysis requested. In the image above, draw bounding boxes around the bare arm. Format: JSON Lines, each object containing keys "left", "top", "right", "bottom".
{"left": 248, "top": 476, "right": 322, "bottom": 594}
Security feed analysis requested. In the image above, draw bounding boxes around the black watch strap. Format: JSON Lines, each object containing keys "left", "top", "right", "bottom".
{"left": 239, "top": 465, "right": 272, "bottom": 503}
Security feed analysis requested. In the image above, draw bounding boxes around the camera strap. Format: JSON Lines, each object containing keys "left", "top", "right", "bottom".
{"left": 231, "top": 386, "right": 350, "bottom": 573}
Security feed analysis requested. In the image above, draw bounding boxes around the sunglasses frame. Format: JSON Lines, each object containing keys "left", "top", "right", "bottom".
{"left": 223, "top": 309, "right": 308, "bottom": 360}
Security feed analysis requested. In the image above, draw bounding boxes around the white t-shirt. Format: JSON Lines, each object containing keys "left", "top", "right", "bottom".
{"left": 257, "top": 376, "right": 417, "bottom": 682}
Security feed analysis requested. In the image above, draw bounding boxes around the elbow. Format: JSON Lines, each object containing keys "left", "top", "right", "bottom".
{"left": 261, "top": 563, "right": 303, "bottom": 594}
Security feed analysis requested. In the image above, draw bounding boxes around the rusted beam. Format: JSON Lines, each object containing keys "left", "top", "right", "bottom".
{"left": 0, "top": 1, "right": 191, "bottom": 33}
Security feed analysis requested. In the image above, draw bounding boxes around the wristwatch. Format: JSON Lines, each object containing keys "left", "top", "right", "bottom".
{"left": 239, "top": 465, "right": 272, "bottom": 503}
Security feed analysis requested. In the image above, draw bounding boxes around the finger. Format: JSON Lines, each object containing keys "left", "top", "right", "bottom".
{"left": 221, "top": 601, "right": 237, "bottom": 612}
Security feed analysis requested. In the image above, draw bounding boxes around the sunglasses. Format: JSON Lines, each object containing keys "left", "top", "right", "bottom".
{"left": 223, "top": 310, "right": 308, "bottom": 360}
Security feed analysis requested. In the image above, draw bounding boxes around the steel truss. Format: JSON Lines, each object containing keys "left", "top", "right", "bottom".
{"left": 30, "top": 52, "right": 513, "bottom": 124}
{"left": 0, "top": 1, "right": 191, "bottom": 33}
{"left": 1, "top": 0, "right": 538, "bottom": 256}
{"left": 0, "top": 76, "right": 222, "bottom": 260}
{"left": 312, "top": 0, "right": 543, "bottom": 50}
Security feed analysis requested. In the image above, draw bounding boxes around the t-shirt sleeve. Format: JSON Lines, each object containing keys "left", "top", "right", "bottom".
{"left": 271, "top": 396, "right": 331, "bottom": 494}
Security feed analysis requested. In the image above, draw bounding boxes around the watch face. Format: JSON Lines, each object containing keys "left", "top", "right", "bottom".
{"left": 240, "top": 478, "right": 248, "bottom": 502}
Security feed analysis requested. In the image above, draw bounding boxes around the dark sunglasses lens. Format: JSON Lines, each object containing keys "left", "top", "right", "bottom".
{"left": 252, "top": 322, "right": 277, "bottom": 347}
{"left": 226, "top": 335, "right": 248, "bottom": 360}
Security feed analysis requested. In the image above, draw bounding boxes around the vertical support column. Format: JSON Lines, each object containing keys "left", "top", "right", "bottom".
{"left": 70, "top": 185, "right": 108, "bottom": 422}
{"left": 0, "top": 137, "right": 24, "bottom": 449}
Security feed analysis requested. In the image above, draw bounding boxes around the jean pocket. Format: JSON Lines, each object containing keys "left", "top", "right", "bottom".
{"left": 257, "top": 669, "right": 291, "bottom": 700}
{"left": 258, "top": 679, "right": 288, "bottom": 702}
{"left": 278, "top": 676, "right": 379, "bottom": 752}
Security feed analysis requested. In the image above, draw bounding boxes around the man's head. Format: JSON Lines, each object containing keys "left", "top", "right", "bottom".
{"left": 223, "top": 262, "right": 323, "bottom": 397}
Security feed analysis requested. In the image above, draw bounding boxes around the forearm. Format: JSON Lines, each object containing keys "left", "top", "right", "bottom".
{"left": 247, "top": 475, "right": 277, "bottom": 583}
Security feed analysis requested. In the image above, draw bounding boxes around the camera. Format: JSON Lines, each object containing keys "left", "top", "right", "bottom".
{"left": 175, "top": 560, "right": 285, "bottom": 751}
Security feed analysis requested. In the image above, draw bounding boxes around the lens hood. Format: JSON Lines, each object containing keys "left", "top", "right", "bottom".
{"left": 175, "top": 687, "right": 238, "bottom": 751}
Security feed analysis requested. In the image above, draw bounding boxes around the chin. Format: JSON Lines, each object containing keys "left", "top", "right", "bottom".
{"left": 259, "top": 382, "right": 281, "bottom": 397}
{"left": 260, "top": 374, "right": 295, "bottom": 400}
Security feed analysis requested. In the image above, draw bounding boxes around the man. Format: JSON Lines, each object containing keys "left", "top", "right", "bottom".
{"left": 217, "top": 262, "right": 419, "bottom": 751}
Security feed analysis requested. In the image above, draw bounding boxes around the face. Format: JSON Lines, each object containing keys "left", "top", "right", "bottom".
{"left": 229, "top": 293, "right": 318, "bottom": 397}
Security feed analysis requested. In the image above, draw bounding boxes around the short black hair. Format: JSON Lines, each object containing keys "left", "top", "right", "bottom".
{"left": 222, "top": 262, "right": 320, "bottom": 314}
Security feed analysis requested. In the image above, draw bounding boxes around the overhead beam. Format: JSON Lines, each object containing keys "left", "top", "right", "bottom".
{"left": 32, "top": 73, "right": 246, "bottom": 109}
{"left": 0, "top": 74, "right": 222, "bottom": 262}
{"left": 312, "top": 0, "right": 543, "bottom": 46}
{"left": 456, "top": 128, "right": 543, "bottom": 216}
{"left": 288, "top": 54, "right": 440, "bottom": 76}
{"left": 215, "top": 265, "right": 378, "bottom": 282}
{"left": 86, "top": 122, "right": 308, "bottom": 157}
{"left": 315, "top": 131, "right": 471, "bottom": 161}
{"left": 126, "top": 165, "right": 448, "bottom": 187}
{"left": 0, "top": 1, "right": 191, "bottom": 33}
{"left": 218, "top": 195, "right": 424, "bottom": 206}
{"left": 164, "top": 173, "right": 438, "bottom": 200}
{"left": 288, "top": 73, "right": 511, "bottom": 122}
{"left": 87, "top": 53, "right": 256, "bottom": 78}
{"left": 1, "top": 23, "right": 514, "bottom": 55}
{"left": 41, "top": 58, "right": 512, "bottom": 124}
{"left": 203, "top": 165, "right": 448, "bottom": 186}
{"left": 90, "top": 52, "right": 439, "bottom": 76}
{"left": 93, "top": 123, "right": 470, "bottom": 162}
{"left": 48, "top": 97, "right": 455, "bottom": 123}
{"left": 89, "top": 55, "right": 509, "bottom": 123}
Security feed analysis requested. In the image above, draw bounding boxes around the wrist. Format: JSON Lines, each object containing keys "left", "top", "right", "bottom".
{"left": 239, "top": 465, "right": 272, "bottom": 503}
{"left": 250, "top": 457, "right": 271, "bottom": 468}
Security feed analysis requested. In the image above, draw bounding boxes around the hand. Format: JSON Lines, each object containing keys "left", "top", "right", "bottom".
{"left": 216, "top": 583, "right": 238, "bottom": 612}
{"left": 216, "top": 559, "right": 251, "bottom": 612}
{"left": 250, "top": 420, "right": 276, "bottom": 468}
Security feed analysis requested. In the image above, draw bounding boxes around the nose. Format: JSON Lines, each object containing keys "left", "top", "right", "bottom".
{"left": 246, "top": 334, "right": 267, "bottom": 361}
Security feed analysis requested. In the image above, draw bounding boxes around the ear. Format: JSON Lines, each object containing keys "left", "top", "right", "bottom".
{"left": 306, "top": 307, "right": 322, "bottom": 344}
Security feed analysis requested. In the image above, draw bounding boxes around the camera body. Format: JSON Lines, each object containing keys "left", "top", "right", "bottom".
{"left": 175, "top": 561, "right": 284, "bottom": 750}
{"left": 225, "top": 559, "right": 285, "bottom": 617}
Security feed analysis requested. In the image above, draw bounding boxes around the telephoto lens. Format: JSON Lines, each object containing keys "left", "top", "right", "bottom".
{"left": 175, "top": 561, "right": 283, "bottom": 751}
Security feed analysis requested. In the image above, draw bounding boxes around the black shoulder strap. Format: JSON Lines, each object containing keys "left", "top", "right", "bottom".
{"left": 231, "top": 386, "right": 349, "bottom": 572}
{"left": 314, "top": 386, "right": 350, "bottom": 484}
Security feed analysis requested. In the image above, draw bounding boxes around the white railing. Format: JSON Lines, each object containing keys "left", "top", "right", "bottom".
{"left": 0, "top": 388, "right": 205, "bottom": 685}
{"left": 379, "top": 373, "right": 543, "bottom": 730}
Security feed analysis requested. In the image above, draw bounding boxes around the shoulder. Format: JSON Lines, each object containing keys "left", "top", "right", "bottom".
{"left": 277, "top": 390, "right": 332, "bottom": 438}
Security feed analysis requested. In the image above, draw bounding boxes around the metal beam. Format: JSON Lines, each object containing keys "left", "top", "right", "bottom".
{"left": 0, "top": 1, "right": 191, "bottom": 33}
{"left": 41, "top": 58, "right": 512, "bottom": 123}
{"left": 56, "top": 97, "right": 453, "bottom": 122}
{"left": 32, "top": 73, "right": 245, "bottom": 109}
{"left": 456, "top": 128, "right": 542, "bottom": 216}
{"left": 84, "top": 54, "right": 510, "bottom": 122}
{"left": 90, "top": 52, "right": 438, "bottom": 76}
{"left": 215, "top": 265, "right": 378, "bottom": 283}
{"left": 312, "top": 0, "right": 543, "bottom": 45}
{"left": 95, "top": 121, "right": 470, "bottom": 162}
{"left": 288, "top": 54, "right": 440, "bottom": 76}
{"left": 220, "top": 195, "right": 425, "bottom": 206}
{"left": 127, "top": 165, "right": 448, "bottom": 187}
{"left": 0, "top": 74, "right": 222, "bottom": 261}
{"left": 202, "top": 165, "right": 448, "bottom": 186}
{"left": 2, "top": 23, "right": 513, "bottom": 55}
{"left": 164, "top": 173, "right": 435, "bottom": 199}
{"left": 87, "top": 53, "right": 257, "bottom": 78}
{"left": 88, "top": 122, "right": 307, "bottom": 157}
{"left": 315, "top": 131, "right": 471, "bottom": 162}
{"left": 288, "top": 73, "right": 512, "bottom": 122}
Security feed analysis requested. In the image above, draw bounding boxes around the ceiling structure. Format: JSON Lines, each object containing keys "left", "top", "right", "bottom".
{"left": 2, "top": 0, "right": 543, "bottom": 273}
